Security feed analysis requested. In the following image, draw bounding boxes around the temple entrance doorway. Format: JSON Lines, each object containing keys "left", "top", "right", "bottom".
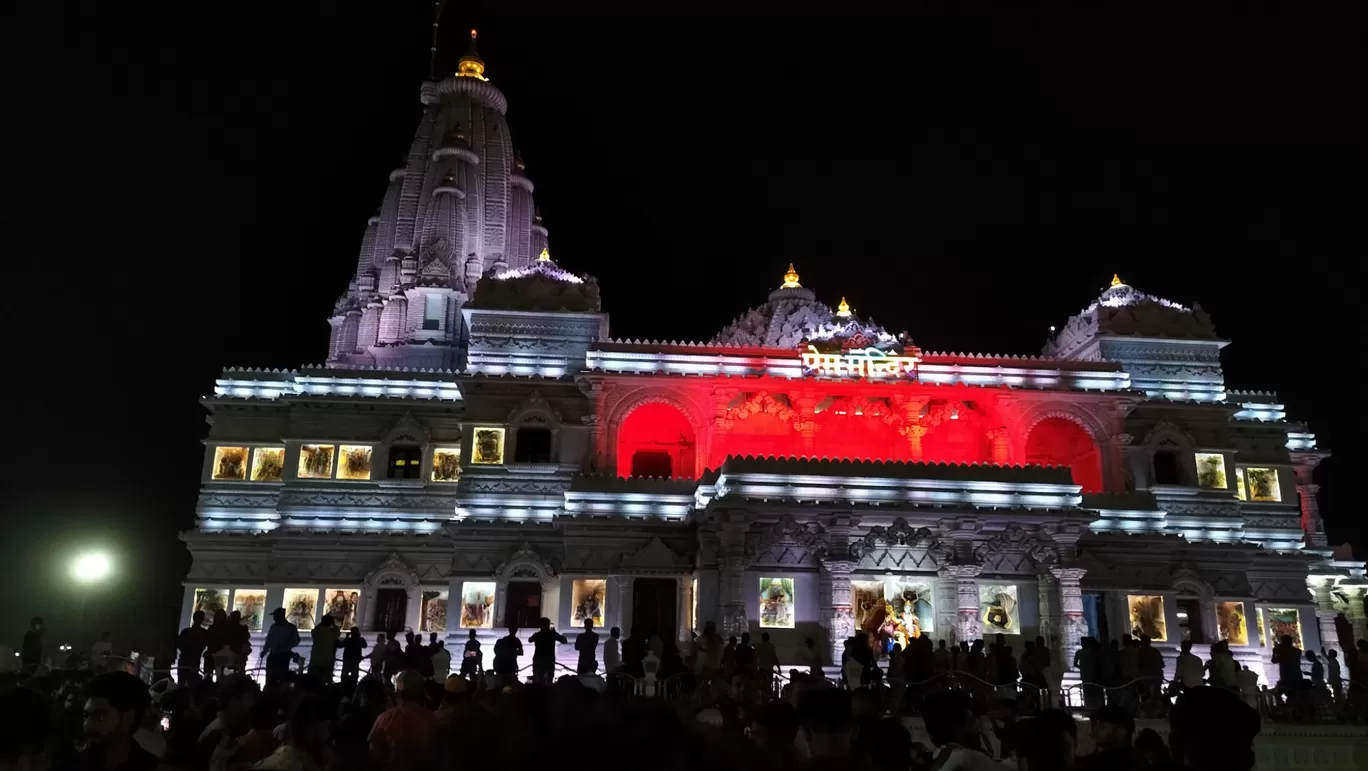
{"left": 374, "top": 588, "right": 407, "bottom": 633}
{"left": 504, "top": 581, "right": 543, "bottom": 630}
{"left": 631, "top": 578, "right": 677, "bottom": 642}
{"left": 1083, "top": 592, "right": 1109, "bottom": 643}
{"left": 1176, "top": 597, "right": 1205, "bottom": 643}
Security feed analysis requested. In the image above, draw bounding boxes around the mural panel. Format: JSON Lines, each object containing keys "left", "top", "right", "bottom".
{"left": 284, "top": 588, "right": 318, "bottom": 631}
{"left": 1266, "top": 607, "right": 1302, "bottom": 649}
{"left": 324, "top": 589, "right": 360, "bottom": 630}
{"left": 421, "top": 590, "right": 448, "bottom": 632}
{"left": 1216, "top": 601, "right": 1248, "bottom": 646}
{"left": 1127, "top": 595, "right": 1168, "bottom": 641}
{"left": 232, "top": 589, "right": 267, "bottom": 632}
{"left": 979, "top": 584, "right": 1019, "bottom": 635}
{"left": 571, "top": 579, "right": 606, "bottom": 628}
{"left": 759, "top": 577, "right": 796, "bottom": 629}
{"left": 459, "top": 582, "right": 496, "bottom": 629}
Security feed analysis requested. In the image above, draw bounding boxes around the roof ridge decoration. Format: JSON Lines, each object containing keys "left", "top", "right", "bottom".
{"left": 711, "top": 264, "right": 902, "bottom": 352}
{"left": 972, "top": 523, "right": 1059, "bottom": 567}
{"left": 849, "top": 518, "right": 954, "bottom": 564}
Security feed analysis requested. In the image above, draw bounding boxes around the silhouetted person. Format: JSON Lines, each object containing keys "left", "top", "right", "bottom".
{"left": 575, "top": 619, "right": 599, "bottom": 675}
{"left": 260, "top": 607, "right": 299, "bottom": 687}
{"left": 460, "top": 629, "right": 482, "bottom": 678}
{"left": 1168, "top": 687, "right": 1260, "bottom": 771}
{"left": 175, "top": 612, "right": 207, "bottom": 683}
{"left": 22, "top": 616, "right": 44, "bottom": 673}
{"left": 75, "top": 672, "right": 160, "bottom": 770}
{"left": 340, "top": 627, "right": 367, "bottom": 682}
{"left": 603, "top": 626, "right": 621, "bottom": 672}
{"left": 492, "top": 627, "right": 522, "bottom": 686}
{"left": 430, "top": 633, "right": 451, "bottom": 681}
{"left": 528, "top": 617, "right": 566, "bottom": 684}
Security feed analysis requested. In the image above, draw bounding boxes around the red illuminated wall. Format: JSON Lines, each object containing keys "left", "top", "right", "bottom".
{"left": 608, "top": 379, "right": 1108, "bottom": 490}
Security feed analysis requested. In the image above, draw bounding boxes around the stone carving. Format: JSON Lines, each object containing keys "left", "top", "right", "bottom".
{"left": 382, "top": 412, "right": 430, "bottom": 445}
{"left": 492, "top": 542, "right": 557, "bottom": 582}
{"left": 618, "top": 537, "right": 687, "bottom": 573}
{"left": 363, "top": 553, "right": 421, "bottom": 589}
{"left": 972, "top": 523, "right": 1059, "bottom": 568}
{"left": 277, "top": 490, "right": 457, "bottom": 510}
{"left": 717, "top": 391, "right": 795, "bottom": 430}
{"left": 507, "top": 390, "right": 563, "bottom": 426}
{"left": 849, "top": 518, "right": 949, "bottom": 563}
{"left": 745, "top": 514, "right": 830, "bottom": 561}
{"left": 711, "top": 288, "right": 899, "bottom": 351}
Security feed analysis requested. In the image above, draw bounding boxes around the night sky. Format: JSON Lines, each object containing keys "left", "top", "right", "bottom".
{"left": 10, "top": 6, "right": 1363, "bottom": 656}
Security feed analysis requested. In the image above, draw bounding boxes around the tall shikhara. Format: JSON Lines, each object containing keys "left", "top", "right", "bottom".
{"left": 327, "top": 31, "right": 549, "bottom": 371}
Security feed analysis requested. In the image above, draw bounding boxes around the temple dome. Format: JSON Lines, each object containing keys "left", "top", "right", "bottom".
{"left": 711, "top": 265, "right": 901, "bottom": 351}
{"left": 1044, "top": 273, "right": 1220, "bottom": 358}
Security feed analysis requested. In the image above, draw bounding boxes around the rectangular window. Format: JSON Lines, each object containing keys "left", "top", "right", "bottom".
{"left": 1153, "top": 451, "right": 1182, "bottom": 485}
{"left": 431, "top": 447, "right": 461, "bottom": 482}
{"left": 336, "top": 445, "right": 373, "bottom": 480}
{"left": 471, "top": 428, "right": 505, "bottom": 465}
{"left": 211, "top": 447, "right": 248, "bottom": 480}
{"left": 1244, "top": 467, "right": 1282, "bottom": 502}
{"left": 1194, "top": 453, "right": 1228, "bottom": 489}
{"left": 423, "top": 294, "right": 443, "bottom": 331}
{"left": 249, "top": 447, "right": 285, "bottom": 481}
{"left": 514, "top": 427, "right": 552, "bottom": 463}
{"left": 388, "top": 445, "right": 423, "bottom": 479}
{"left": 297, "top": 445, "right": 336, "bottom": 479}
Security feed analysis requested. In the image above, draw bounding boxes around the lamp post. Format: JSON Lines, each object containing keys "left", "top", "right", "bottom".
{"left": 71, "top": 552, "right": 111, "bottom": 653}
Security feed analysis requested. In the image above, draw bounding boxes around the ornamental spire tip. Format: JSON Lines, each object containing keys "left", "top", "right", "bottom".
{"left": 836, "top": 297, "right": 852, "bottom": 317}
{"left": 1111, "top": 273, "right": 1124, "bottom": 287}
{"left": 782, "top": 263, "right": 801, "bottom": 289}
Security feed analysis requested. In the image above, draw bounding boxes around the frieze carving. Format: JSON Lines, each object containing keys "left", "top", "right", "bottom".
{"left": 198, "top": 492, "right": 279, "bottom": 509}
{"left": 717, "top": 391, "right": 795, "bottom": 431}
{"left": 363, "top": 552, "right": 421, "bottom": 588}
{"left": 493, "top": 541, "right": 557, "bottom": 581}
{"left": 382, "top": 412, "right": 430, "bottom": 445}
{"left": 849, "top": 518, "right": 950, "bottom": 564}
{"left": 459, "top": 479, "right": 569, "bottom": 495}
{"left": 619, "top": 536, "right": 689, "bottom": 573}
{"left": 745, "top": 514, "right": 830, "bottom": 560}
{"left": 972, "top": 523, "right": 1059, "bottom": 568}
{"left": 277, "top": 490, "right": 458, "bottom": 510}
{"left": 507, "top": 390, "right": 563, "bottom": 426}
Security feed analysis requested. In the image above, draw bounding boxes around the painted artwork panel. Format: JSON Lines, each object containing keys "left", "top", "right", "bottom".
{"left": 250, "top": 447, "right": 285, "bottom": 481}
{"left": 336, "top": 445, "right": 373, "bottom": 480}
{"left": 979, "top": 584, "right": 1020, "bottom": 635}
{"left": 1245, "top": 468, "right": 1281, "bottom": 502}
{"left": 212, "top": 447, "right": 248, "bottom": 480}
{"left": 852, "top": 581, "right": 885, "bottom": 633}
{"left": 1194, "top": 453, "right": 1228, "bottom": 489}
{"left": 324, "top": 588, "right": 360, "bottom": 631}
{"left": 421, "top": 591, "right": 448, "bottom": 632}
{"left": 1267, "top": 608, "right": 1303, "bottom": 649}
{"left": 194, "top": 588, "right": 230, "bottom": 623}
{"left": 232, "top": 589, "right": 267, "bottom": 632}
{"left": 887, "top": 581, "right": 935, "bottom": 637}
{"left": 1235, "top": 468, "right": 1248, "bottom": 501}
{"left": 571, "top": 579, "right": 607, "bottom": 628}
{"left": 1127, "top": 595, "right": 1168, "bottom": 642}
{"left": 431, "top": 447, "right": 461, "bottom": 482}
{"left": 459, "top": 582, "right": 496, "bottom": 629}
{"left": 284, "top": 588, "right": 318, "bottom": 631}
{"left": 472, "top": 428, "right": 505, "bottom": 465}
{"left": 297, "top": 445, "right": 335, "bottom": 479}
{"left": 1256, "top": 607, "right": 1267, "bottom": 647}
{"left": 1217, "top": 601, "right": 1249, "bottom": 646}
{"left": 759, "top": 577, "right": 796, "bottom": 629}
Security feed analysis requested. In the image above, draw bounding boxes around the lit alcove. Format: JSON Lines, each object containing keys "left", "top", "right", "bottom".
{"left": 616, "top": 402, "right": 696, "bottom": 478}
{"left": 1023, "top": 417, "right": 1103, "bottom": 493}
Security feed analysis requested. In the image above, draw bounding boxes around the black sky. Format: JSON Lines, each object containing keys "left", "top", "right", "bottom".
{"left": 9, "top": 4, "right": 1364, "bottom": 655}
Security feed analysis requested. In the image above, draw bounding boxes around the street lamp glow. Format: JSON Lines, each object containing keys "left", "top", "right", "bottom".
{"left": 72, "top": 553, "right": 111, "bottom": 583}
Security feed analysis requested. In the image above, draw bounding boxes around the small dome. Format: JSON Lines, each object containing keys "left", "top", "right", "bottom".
{"left": 712, "top": 267, "right": 900, "bottom": 351}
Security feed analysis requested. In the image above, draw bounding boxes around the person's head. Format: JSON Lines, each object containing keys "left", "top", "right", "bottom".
{"left": 539, "top": 617, "right": 551, "bottom": 631}
{"left": 0, "top": 686, "right": 51, "bottom": 771}
{"left": 1181, "top": 639, "right": 1192, "bottom": 653}
{"left": 1140, "top": 635, "right": 1152, "bottom": 647}
{"left": 750, "top": 700, "right": 799, "bottom": 749}
{"left": 1280, "top": 634, "right": 1293, "bottom": 647}
{"left": 271, "top": 608, "right": 287, "bottom": 623}
{"left": 429, "top": 632, "right": 438, "bottom": 645}
{"left": 507, "top": 626, "right": 518, "bottom": 636}
{"left": 394, "top": 670, "right": 425, "bottom": 701}
{"left": 191, "top": 610, "right": 205, "bottom": 627}
{"left": 348, "top": 627, "right": 360, "bottom": 639}
{"left": 1089, "top": 704, "right": 1134, "bottom": 751}
{"left": 1134, "top": 728, "right": 1172, "bottom": 766}
{"left": 1017, "top": 709, "right": 1077, "bottom": 771}
{"left": 1305, "top": 650, "right": 1318, "bottom": 662}
{"left": 319, "top": 614, "right": 333, "bottom": 628}
{"left": 703, "top": 621, "right": 716, "bottom": 634}
{"left": 1024, "top": 640, "right": 1035, "bottom": 651}
{"left": 216, "top": 674, "right": 260, "bottom": 731}
{"left": 1036, "top": 635, "right": 1045, "bottom": 646}
{"left": 583, "top": 619, "right": 593, "bottom": 631}
{"left": 1169, "top": 686, "right": 1260, "bottom": 771}
{"left": 442, "top": 675, "right": 468, "bottom": 705}
{"left": 376, "top": 632, "right": 386, "bottom": 644}
{"left": 741, "top": 632, "right": 750, "bottom": 644}
{"left": 405, "top": 631, "right": 415, "bottom": 644}
{"left": 81, "top": 673, "right": 150, "bottom": 747}
{"left": 610, "top": 627, "right": 620, "bottom": 639}
{"left": 796, "top": 687, "right": 853, "bottom": 755}
{"left": 920, "top": 691, "right": 976, "bottom": 747}
{"left": 466, "top": 630, "right": 476, "bottom": 640}
{"left": 1327, "top": 649, "right": 1338, "bottom": 660}
{"left": 938, "top": 638, "right": 947, "bottom": 649}
{"left": 29, "top": 618, "right": 42, "bottom": 632}
{"left": 761, "top": 632, "right": 770, "bottom": 643}
{"left": 728, "top": 674, "right": 750, "bottom": 702}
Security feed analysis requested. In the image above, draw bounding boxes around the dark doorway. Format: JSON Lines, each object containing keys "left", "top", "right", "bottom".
{"left": 631, "top": 578, "right": 678, "bottom": 642}
{"left": 514, "top": 428, "right": 553, "bottom": 463}
{"left": 1082, "top": 592, "right": 1110, "bottom": 643}
{"left": 503, "top": 581, "right": 543, "bottom": 630}
{"left": 1176, "top": 598, "right": 1205, "bottom": 643}
{"left": 374, "top": 588, "right": 408, "bottom": 633}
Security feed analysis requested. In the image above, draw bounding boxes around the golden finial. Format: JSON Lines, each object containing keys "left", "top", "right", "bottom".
{"left": 836, "top": 297, "right": 852, "bottom": 318}
{"left": 456, "top": 29, "right": 487, "bottom": 80}
{"left": 781, "top": 263, "right": 801, "bottom": 289}
{"left": 538, "top": 246, "right": 552, "bottom": 262}
{"left": 1111, "top": 273, "right": 1124, "bottom": 287}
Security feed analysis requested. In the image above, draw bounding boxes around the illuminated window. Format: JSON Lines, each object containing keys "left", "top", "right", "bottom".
{"left": 1194, "top": 453, "right": 1228, "bottom": 489}
{"left": 423, "top": 294, "right": 444, "bottom": 331}
{"left": 514, "top": 427, "right": 552, "bottom": 463}
{"left": 297, "top": 445, "right": 336, "bottom": 479}
{"left": 1153, "top": 450, "right": 1182, "bottom": 485}
{"left": 249, "top": 447, "right": 285, "bottom": 481}
{"left": 336, "top": 445, "right": 373, "bottom": 480}
{"left": 1245, "top": 468, "right": 1281, "bottom": 502}
{"left": 1235, "top": 468, "right": 1247, "bottom": 501}
{"left": 471, "top": 428, "right": 505, "bottom": 465}
{"left": 211, "top": 447, "right": 249, "bottom": 480}
{"left": 431, "top": 447, "right": 461, "bottom": 481}
{"left": 387, "top": 445, "right": 422, "bottom": 479}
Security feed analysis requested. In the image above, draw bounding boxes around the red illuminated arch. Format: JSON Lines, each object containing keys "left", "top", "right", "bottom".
{"left": 616, "top": 402, "right": 697, "bottom": 478}
{"left": 1024, "top": 416, "right": 1103, "bottom": 493}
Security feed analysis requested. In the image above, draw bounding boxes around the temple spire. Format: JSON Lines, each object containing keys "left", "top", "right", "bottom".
{"left": 538, "top": 246, "right": 552, "bottom": 262}
{"left": 457, "top": 29, "right": 487, "bottom": 80}
{"left": 1111, "top": 273, "right": 1125, "bottom": 287}
{"left": 781, "top": 263, "right": 801, "bottom": 289}
{"left": 836, "top": 297, "right": 852, "bottom": 318}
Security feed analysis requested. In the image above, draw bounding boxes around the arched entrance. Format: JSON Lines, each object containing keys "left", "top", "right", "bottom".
{"left": 616, "top": 402, "right": 697, "bottom": 478}
{"left": 1024, "top": 417, "right": 1104, "bottom": 493}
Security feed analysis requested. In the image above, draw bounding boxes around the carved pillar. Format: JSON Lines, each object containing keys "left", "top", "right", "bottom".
{"left": 1296, "top": 481, "right": 1329, "bottom": 548}
{"left": 1340, "top": 582, "right": 1368, "bottom": 645}
{"left": 445, "top": 576, "right": 462, "bottom": 641}
{"left": 716, "top": 513, "right": 749, "bottom": 638}
{"left": 904, "top": 424, "right": 927, "bottom": 461}
{"left": 988, "top": 428, "right": 1010, "bottom": 465}
{"left": 612, "top": 576, "right": 631, "bottom": 633}
{"left": 940, "top": 565, "right": 982, "bottom": 644}
{"left": 1112, "top": 433, "right": 1137, "bottom": 492}
{"left": 1051, "top": 567, "right": 1087, "bottom": 669}
{"left": 819, "top": 560, "right": 856, "bottom": 666}
{"left": 406, "top": 586, "right": 423, "bottom": 633}
{"left": 1037, "top": 571, "right": 1060, "bottom": 651}
{"left": 793, "top": 394, "right": 820, "bottom": 455}
{"left": 677, "top": 575, "right": 694, "bottom": 643}
{"left": 1311, "top": 578, "right": 1342, "bottom": 660}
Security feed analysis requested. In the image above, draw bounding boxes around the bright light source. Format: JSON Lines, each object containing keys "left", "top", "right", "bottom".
{"left": 71, "top": 553, "right": 111, "bottom": 583}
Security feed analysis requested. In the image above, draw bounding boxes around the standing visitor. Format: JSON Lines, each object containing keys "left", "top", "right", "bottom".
{"left": 603, "top": 627, "right": 621, "bottom": 673}
{"left": 175, "top": 612, "right": 207, "bottom": 684}
{"left": 226, "top": 611, "right": 251, "bottom": 675}
{"left": 72, "top": 672, "right": 160, "bottom": 771}
{"left": 368, "top": 632, "right": 386, "bottom": 677}
{"left": 309, "top": 614, "right": 340, "bottom": 682}
{"left": 529, "top": 617, "right": 567, "bottom": 684}
{"left": 261, "top": 607, "right": 300, "bottom": 687}
{"left": 1175, "top": 640, "right": 1204, "bottom": 690}
{"left": 1325, "top": 649, "right": 1343, "bottom": 701}
{"left": 797, "top": 636, "right": 823, "bottom": 677}
{"left": 90, "top": 631, "right": 114, "bottom": 673}
{"left": 492, "top": 627, "right": 523, "bottom": 687}
{"left": 755, "top": 632, "right": 779, "bottom": 696}
{"left": 575, "top": 619, "right": 600, "bottom": 675}
{"left": 429, "top": 634, "right": 451, "bottom": 681}
{"left": 459, "top": 629, "right": 482, "bottom": 679}
{"left": 368, "top": 670, "right": 437, "bottom": 770}
{"left": 340, "top": 627, "right": 367, "bottom": 682}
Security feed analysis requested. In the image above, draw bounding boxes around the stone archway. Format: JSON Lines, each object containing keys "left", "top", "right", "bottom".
{"left": 1024, "top": 415, "right": 1105, "bottom": 493}
{"left": 491, "top": 543, "right": 558, "bottom": 630}
{"left": 614, "top": 400, "right": 699, "bottom": 478}
{"left": 362, "top": 553, "right": 422, "bottom": 632}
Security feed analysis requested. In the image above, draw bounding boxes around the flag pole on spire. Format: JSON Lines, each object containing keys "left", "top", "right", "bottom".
{"left": 429, "top": 1, "right": 448, "bottom": 79}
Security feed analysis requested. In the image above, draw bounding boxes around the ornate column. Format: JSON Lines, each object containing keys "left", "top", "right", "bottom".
{"left": 819, "top": 560, "right": 856, "bottom": 666}
{"left": 614, "top": 576, "right": 631, "bottom": 633}
{"left": 1339, "top": 582, "right": 1368, "bottom": 645}
{"left": 1051, "top": 567, "right": 1087, "bottom": 669}
{"left": 988, "top": 428, "right": 1010, "bottom": 465}
{"left": 1112, "top": 433, "right": 1138, "bottom": 491}
{"left": 1310, "top": 578, "right": 1342, "bottom": 660}
{"left": 1037, "top": 571, "right": 1060, "bottom": 651}
{"left": 716, "top": 512, "right": 750, "bottom": 638}
{"left": 940, "top": 565, "right": 983, "bottom": 644}
{"left": 677, "top": 575, "right": 695, "bottom": 643}
{"left": 1292, "top": 458, "right": 1330, "bottom": 548}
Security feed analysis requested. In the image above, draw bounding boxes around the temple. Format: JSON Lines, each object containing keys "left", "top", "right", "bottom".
{"left": 182, "top": 34, "right": 1365, "bottom": 684}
